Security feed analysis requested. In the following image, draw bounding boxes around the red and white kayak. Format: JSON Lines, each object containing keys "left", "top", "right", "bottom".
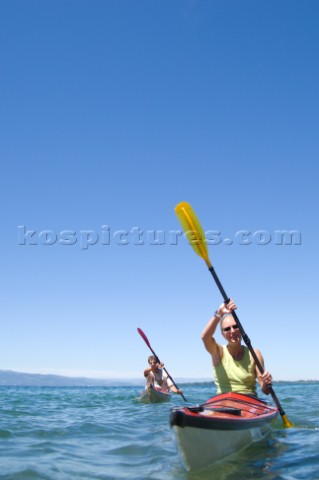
{"left": 170, "top": 392, "right": 278, "bottom": 471}
{"left": 139, "top": 384, "right": 171, "bottom": 403}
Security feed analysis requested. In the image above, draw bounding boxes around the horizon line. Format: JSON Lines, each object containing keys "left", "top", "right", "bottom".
{"left": 0, "top": 369, "right": 318, "bottom": 383}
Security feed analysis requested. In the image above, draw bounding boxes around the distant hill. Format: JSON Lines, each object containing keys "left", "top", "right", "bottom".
{"left": 0, "top": 370, "right": 212, "bottom": 387}
{"left": 0, "top": 370, "right": 143, "bottom": 387}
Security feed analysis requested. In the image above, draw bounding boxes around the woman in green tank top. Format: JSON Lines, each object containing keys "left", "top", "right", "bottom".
{"left": 201, "top": 299, "right": 272, "bottom": 397}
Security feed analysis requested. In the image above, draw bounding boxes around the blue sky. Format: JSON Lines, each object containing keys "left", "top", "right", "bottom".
{"left": 1, "top": 0, "right": 318, "bottom": 382}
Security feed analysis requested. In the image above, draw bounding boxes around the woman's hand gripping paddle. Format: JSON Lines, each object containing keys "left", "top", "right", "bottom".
{"left": 175, "top": 201, "right": 293, "bottom": 428}
{"left": 137, "top": 328, "right": 187, "bottom": 401}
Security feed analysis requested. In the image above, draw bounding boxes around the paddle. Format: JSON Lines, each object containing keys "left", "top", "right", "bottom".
{"left": 175, "top": 201, "right": 293, "bottom": 428}
{"left": 137, "top": 327, "right": 187, "bottom": 401}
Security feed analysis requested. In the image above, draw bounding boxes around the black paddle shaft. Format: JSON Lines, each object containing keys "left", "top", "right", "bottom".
{"left": 208, "top": 265, "right": 287, "bottom": 417}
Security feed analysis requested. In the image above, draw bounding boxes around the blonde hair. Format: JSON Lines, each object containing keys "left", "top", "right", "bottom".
{"left": 220, "top": 315, "right": 234, "bottom": 330}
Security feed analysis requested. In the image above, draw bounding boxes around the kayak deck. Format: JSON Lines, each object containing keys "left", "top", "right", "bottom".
{"left": 172, "top": 393, "right": 278, "bottom": 430}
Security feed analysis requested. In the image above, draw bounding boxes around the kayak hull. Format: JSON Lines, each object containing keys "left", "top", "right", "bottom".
{"left": 139, "top": 384, "right": 171, "bottom": 403}
{"left": 170, "top": 392, "right": 278, "bottom": 471}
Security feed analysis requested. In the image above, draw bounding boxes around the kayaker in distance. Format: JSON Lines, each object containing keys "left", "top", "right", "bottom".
{"left": 201, "top": 299, "right": 273, "bottom": 397}
{"left": 144, "top": 356, "right": 184, "bottom": 395}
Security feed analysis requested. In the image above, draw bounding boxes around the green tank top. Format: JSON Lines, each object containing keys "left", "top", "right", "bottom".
{"left": 213, "top": 345, "right": 257, "bottom": 396}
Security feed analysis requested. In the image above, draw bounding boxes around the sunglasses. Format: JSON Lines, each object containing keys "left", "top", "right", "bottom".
{"left": 223, "top": 324, "right": 239, "bottom": 332}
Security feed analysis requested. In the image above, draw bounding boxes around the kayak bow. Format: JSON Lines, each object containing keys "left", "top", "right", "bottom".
{"left": 170, "top": 392, "right": 278, "bottom": 470}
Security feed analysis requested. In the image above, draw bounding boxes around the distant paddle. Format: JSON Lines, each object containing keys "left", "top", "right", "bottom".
{"left": 175, "top": 201, "right": 293, "bottom": 428}
{"left": 137, "top": 328, "right": 187, "bottom": 402}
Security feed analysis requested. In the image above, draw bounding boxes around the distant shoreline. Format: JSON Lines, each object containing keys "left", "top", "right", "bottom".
{"left": 0, "top": 370, "right": 318, "bottom": 387}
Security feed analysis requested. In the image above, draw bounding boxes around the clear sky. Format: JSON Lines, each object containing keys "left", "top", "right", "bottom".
{"left": 1, "top": 0, "right": 318, "bottom": 382}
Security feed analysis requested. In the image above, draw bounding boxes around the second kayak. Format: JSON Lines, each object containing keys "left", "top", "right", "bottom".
{"left": 139, "top": 384, "right": 171, "bottom": 403}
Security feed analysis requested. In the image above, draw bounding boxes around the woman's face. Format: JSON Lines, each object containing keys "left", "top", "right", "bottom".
{"left": 221, "top": 315, "right": 241, "bottom": 343}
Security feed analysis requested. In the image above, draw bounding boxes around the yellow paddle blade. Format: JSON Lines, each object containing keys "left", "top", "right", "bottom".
{"left": 282, "top": 414, "right": 294, "bottom": 428}
{"left": 175, "top": 201, "right": 212, "bottom": 268}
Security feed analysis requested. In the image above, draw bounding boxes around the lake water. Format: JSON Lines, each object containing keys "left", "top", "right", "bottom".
{"left": 0, "top": 382, "right": 318, "bottom": 479}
